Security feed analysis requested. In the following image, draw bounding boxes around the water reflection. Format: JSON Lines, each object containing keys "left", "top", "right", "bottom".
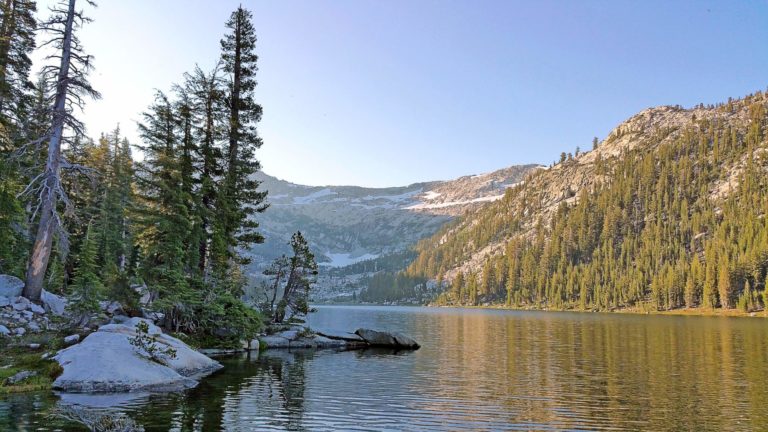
{"left": 1, "top": 307, "right": 767, "bottom": 431}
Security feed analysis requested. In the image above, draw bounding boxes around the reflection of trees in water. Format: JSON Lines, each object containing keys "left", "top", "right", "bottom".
{"left": 6, "top": 314, "right": 768, "bottom": 431}
{"left": 165, "top": 350, "right": 312, "bottom": 431}
{"left": 256, "top": 350, "right": 310, "bottom": 430}
{"left": 0, "top": 392, "right": 71, "bottom": 431}
{"left": 423, "top": 312, "right": 768, "bottom": 431}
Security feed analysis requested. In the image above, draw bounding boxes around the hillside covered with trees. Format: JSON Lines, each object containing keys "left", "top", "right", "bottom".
{"left": 407, "top": 92, "right": 768, "bottom": 313}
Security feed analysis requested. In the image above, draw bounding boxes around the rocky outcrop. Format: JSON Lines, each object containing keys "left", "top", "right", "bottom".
{"left": 257, "top": 329, "right": 352, "bottom": 350}
{"left": 257, "top": 327, "right": 419, "bottom": 351}
{"left": 355, "top": 328, "right": 421, "bottom": 349}
{"left": 0, "top": 296, "right": 56, "bottom": 337}
{"left": 53, "top": 318, "right": 222, "bottom": 393}
{"left": 314, "top": 327, "right": 366, "bottom": 342}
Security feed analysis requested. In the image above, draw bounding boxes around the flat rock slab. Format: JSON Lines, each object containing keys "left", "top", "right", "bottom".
{"left": 314, "top": 328, "right": 366, "bottom": 342}
{"left": 53, "top": 317, "right": 222, "bottom": 393}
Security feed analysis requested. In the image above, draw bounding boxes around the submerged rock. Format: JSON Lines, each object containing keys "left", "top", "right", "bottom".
{"left": 53, "top": 317, "right": 222, "bottom": 393}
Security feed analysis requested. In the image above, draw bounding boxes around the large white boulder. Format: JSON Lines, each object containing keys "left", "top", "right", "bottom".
{"left": 53, "top": 318, "right": 222, "bottom": 392}
{"left": 0, "top": 275, "right": 23, "bottom": 298}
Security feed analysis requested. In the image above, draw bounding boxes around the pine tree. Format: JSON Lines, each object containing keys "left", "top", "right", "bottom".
{"left": 24, "top": 0, "right": 100, "bottom": 301}
{"left": 453, "top": 271, "right": 465, "bottom": 304}
{"left": 69, "top": 222, "right": 103, "bottom": 317}
{"left": 181, "top": 65, "right": 225, "bottom": 276}
{"left": 218, "top": 5, "right": 267, "bottom": 273}
{"left": 0, "top": 0, "right": 36, "bottom": 134}
{"left": 271, "top": 231, "right": 317, "bottom": 323}
{"left": 0, "top": 158, "right": 25, "bottom": 275}
{"left": 763, "top": 274, "right": 768, "bottom": 311}
{"left": 717, "top": 256, "right": 732, "bottom": 309}
{"left": 0, "top": 0, "right": 36, "bottom": 277}
{"left": 703, "top": 251, "right": 717, "bottom": 309}
{"left": 134, "top": 91, "right": 196, "bottom": 327}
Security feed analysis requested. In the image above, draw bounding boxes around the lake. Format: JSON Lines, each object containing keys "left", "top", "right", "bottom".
{"left": 2, "top": 305, "right": 768, "bottom": 431}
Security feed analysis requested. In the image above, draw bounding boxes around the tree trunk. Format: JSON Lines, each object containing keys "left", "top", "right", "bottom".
{"left": 23, "top": 0, "right": 75, "bottom": 302}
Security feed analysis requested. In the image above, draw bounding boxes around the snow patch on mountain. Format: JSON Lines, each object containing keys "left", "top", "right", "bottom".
{"left": 404, "top": 194, "right": 505, "bottom": 210}
{"left": 323, "top": 252, "right": 380, "bottom": 268}
{"left": 293, "top": 188, "right": 336, "bottom": 204}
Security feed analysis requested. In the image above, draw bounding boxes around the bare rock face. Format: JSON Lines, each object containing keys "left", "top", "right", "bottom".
{"left": 53, "top": 318, "right": 222, "bottom": 393}
{"left": 0, "top": 275, "right": 23, "bottom": 298}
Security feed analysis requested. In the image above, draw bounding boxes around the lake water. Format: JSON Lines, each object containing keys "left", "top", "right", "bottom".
{"left": 2, "top": 305, "right": 768, "bottom": 431}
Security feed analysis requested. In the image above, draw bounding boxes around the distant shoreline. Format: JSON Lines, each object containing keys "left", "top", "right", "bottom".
{"left": 314, "top": 302, "right": 768, "bottom": 318}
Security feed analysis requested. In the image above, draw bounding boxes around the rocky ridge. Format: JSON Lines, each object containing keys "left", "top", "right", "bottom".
{"left": 248, "top": 164, "right": 541, "bottom": 300}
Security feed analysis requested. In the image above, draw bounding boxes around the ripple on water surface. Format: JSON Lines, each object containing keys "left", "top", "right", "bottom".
{"left": 1, "top": 305, "right": 767, "bottom": 431}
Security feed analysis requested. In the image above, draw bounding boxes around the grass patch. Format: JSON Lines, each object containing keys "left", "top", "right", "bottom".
{"left": 0, "top": 332, "right": 65, "bottom": 394}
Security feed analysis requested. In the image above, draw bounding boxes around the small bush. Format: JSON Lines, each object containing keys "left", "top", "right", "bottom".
{"left": 128, "top": 321, "right": 177, "bottom": 365}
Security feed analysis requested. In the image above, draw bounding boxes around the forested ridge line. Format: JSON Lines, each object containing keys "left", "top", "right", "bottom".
{"left": 407, "top": 92, "right": 768, "bottom": 314}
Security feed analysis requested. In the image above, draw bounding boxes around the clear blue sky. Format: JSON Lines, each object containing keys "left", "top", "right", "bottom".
{"left": 36, "top": 0, "right": 768, "bottom": 187}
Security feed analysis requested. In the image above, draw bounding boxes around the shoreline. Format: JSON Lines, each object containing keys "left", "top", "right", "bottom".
{"left": 316, "top": 302, "right": 768, "bottom": 318}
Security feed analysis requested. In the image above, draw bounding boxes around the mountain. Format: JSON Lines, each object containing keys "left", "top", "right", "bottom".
{"left": 407, "top": 91, "right": 768, "bottom": 313}
{"left": 246, "top": 164, "right": 542, "bottom": 299}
